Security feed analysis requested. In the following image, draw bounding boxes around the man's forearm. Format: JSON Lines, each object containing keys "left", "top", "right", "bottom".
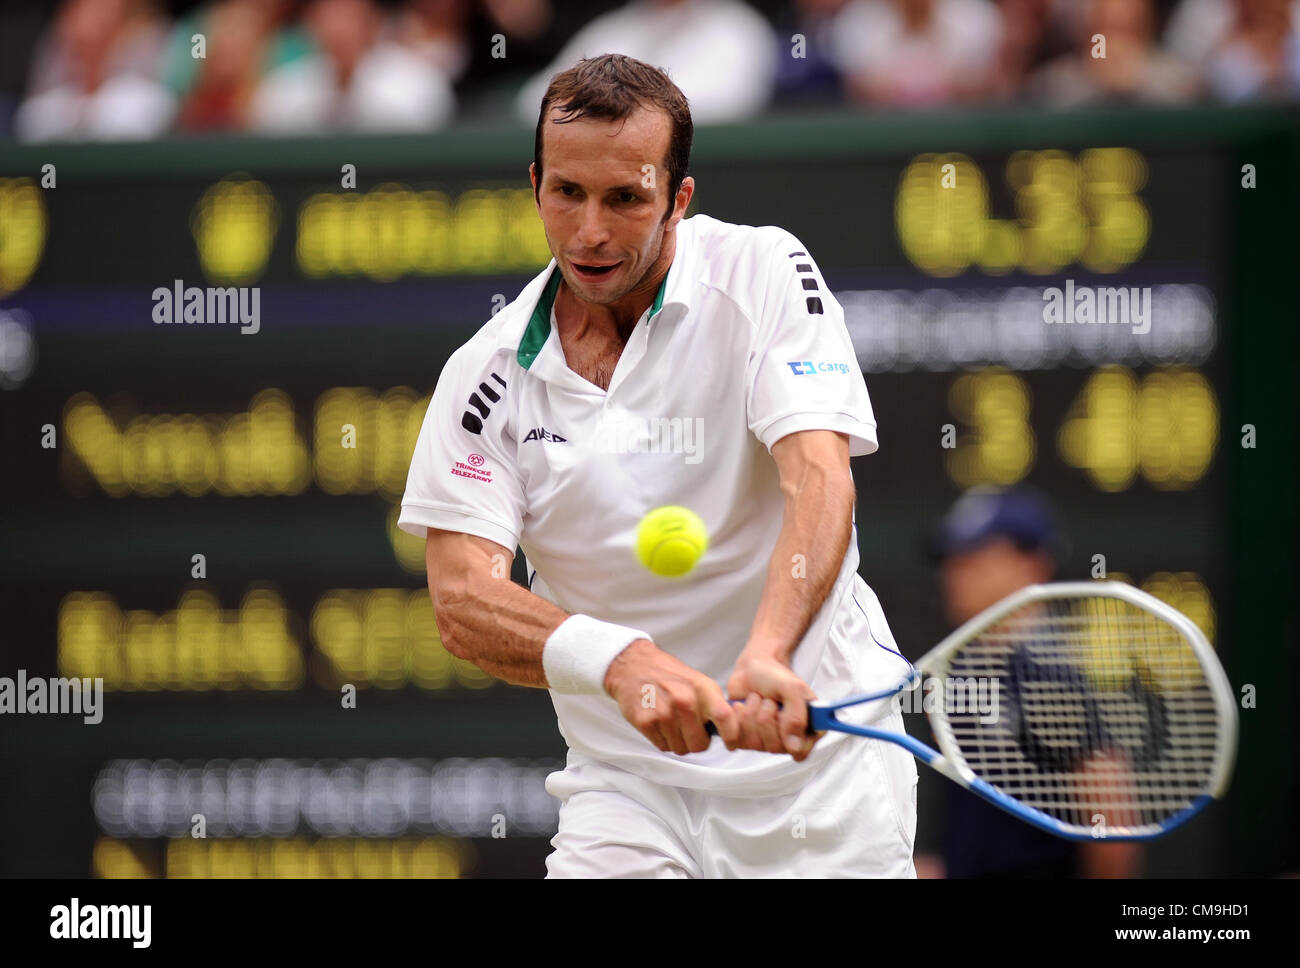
{"left": 744, "top": 460, "right": 856, "bottom": 663}
{"left": 435, "top": 571, "right": 571, "bottom": 687}
{"left": 428, "top": 531, "right": 658, "bottom": 694}
{"left": 1080, "top": 841, "right": 1143, "bottom": 878}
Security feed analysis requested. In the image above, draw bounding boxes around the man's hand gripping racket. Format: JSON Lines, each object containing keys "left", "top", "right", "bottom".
{"left": 708, "top": 581, "right": 1237, "bottom": 841}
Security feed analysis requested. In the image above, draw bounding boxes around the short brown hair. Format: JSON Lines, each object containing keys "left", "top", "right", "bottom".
{"left": 533, "top": 54, "right": 693, "bottom": 220}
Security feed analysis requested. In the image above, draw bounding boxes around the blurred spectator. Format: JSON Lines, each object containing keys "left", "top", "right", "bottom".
{"left": 249, "top": 0, "right": 456, "bottom": 133}
{"left": 770, "top": 0, "right": 852, "bottom": 108}
{"left": 916, "top": 486, "right": 1144, "bottom": 879}
{"left": 514, "top": 0, "right": 778, "bottom": 125}
{"left": 6, "top": 0, "right": 1297, "bottom": 142}
{"left": 395, "top": 0, "right": 473, "bottom": 84}
{"left": 175, "top": 0, "right": 278, "bottom": 131}
{"left": 15, "top": 0, "right": 175, "bottom": 142}
{"left": 978, "top": 0, "right": 1064, "bottom": 101}
{"left": 1029, "top": 0, "right": 1199, "bottom": 105}
{"left": 162, "top": 0, "right": 311, "bottom": 131}
{"left": 1165, "top": 0, "right": 1242, "bottom": 60}
{"left": 1203, "top": 0, "right": 1300, "bottom": 101}
{"left": 479, "top": 0, "right": 558, "bottom": 49}
{"left": 450, "top": 0, "right": 571, "bottom": 116}
{"left": 1165, "top": 0, "right": 1300, "bottom": 61}
{"left": 827, "top": 0, "right": 1003, "bottom": 109}
{"left": 0, "top": 7, "right": 46, "bottom": 138}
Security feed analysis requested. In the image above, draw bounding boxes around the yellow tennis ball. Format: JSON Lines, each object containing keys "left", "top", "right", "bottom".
{"left": 636, "top": 506, "right": 708, "bottom": 577}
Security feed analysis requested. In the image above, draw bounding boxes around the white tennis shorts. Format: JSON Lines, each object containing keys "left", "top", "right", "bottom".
{"left": 544, "top": 707, "right": 919, "bottom": 878}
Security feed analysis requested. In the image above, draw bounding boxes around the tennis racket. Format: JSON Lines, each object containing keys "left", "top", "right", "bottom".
{"left": 708, "top": 581, "right": 1237, "bottom": 841}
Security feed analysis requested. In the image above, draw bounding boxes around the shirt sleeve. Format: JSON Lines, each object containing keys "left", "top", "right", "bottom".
{"left": 746, "top": 229, "right": 879, "bottom": 457}
{"left": 398, "top": 345, "right": 526, "bottom": 552}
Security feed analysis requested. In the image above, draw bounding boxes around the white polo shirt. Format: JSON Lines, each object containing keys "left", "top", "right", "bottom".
{"left": 400, "top": 213, "right": 911, "bottom": 795}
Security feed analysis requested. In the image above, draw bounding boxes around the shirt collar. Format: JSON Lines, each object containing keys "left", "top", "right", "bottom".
{"left": 515, "top": 215, "right": 697, "bottom": 371}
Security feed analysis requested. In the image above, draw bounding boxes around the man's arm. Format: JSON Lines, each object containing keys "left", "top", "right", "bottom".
{"left": 425, "top": 529, "right": 740, "bottom": 754}
{"left": 726, "top": 429, "right": 857, "bottom": 759}
{"left": 426, "top": 529, "right": 566, "bottom": 686}
{"left": 1076, "top": 748, "right": 1144, "bottom": 877}
{"left": 1080, "top": 840, "right": 1144, "bottom": 878}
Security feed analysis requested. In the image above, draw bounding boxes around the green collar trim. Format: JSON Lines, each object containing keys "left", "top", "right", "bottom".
{"left": 516, "top": 268, "right": 561, "bottom": 370}
{"left": 649, "top": 271, "right": 667, "bottom": 318}
{"left": 516, "top": 266, "right": 671, "bottom": 371}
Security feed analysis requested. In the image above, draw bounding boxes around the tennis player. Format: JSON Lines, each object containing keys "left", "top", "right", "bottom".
{"left": 399, "top": 53, "right": 917, "bottom": 877}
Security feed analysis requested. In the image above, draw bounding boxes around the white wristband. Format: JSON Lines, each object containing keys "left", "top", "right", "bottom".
{"left": 543, "top": 614, "right": 650, "bottom": 695}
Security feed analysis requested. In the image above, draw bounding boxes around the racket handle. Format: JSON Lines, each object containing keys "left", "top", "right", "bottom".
{"left": 704, "top": 700, "right": 815, "bottom": 737}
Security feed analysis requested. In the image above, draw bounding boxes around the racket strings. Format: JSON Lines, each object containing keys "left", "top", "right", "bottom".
{"left": 934, "top": 595, "right": 1222, "bottom": 836}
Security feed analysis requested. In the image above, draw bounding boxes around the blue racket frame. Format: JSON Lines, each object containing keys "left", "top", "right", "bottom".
{"left": 805, "top": 673, "right": 1213, "bottom": 841}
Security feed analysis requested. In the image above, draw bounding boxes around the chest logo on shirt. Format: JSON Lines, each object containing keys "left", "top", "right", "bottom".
{"left": 522, "top": 426, "right": 568, "bottom": 444}
{"left": 787, "top": 360, "right": 852, "bottom": 375}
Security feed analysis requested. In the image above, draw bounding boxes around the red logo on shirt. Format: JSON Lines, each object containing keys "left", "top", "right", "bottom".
{"left": 451, "top": 454, "right": 492, "bottom": 483}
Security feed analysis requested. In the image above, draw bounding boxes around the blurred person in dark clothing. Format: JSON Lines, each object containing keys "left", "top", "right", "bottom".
{"left": 770, "top": 0, "right": 853, "bottom": 109}
{"left": 0, "top": 6, "right": 52, "bottom": 137}
{"left": 915, "top": 486, "right": 1144, "bottom": 878}
{"left": 446, "top": 1, "right": 618, "bottom": 118}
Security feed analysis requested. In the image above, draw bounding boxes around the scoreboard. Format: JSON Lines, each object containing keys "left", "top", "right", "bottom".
{"left": 0, "top": 104, "right": 1295, "bottom": 877}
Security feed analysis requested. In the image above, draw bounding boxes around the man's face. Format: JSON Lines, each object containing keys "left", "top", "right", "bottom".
{"left": 941, "top": 537, "right": 1053, "bottom": 626}
{"left": 530, "top": 105, "right": 691, "bottom": 306}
